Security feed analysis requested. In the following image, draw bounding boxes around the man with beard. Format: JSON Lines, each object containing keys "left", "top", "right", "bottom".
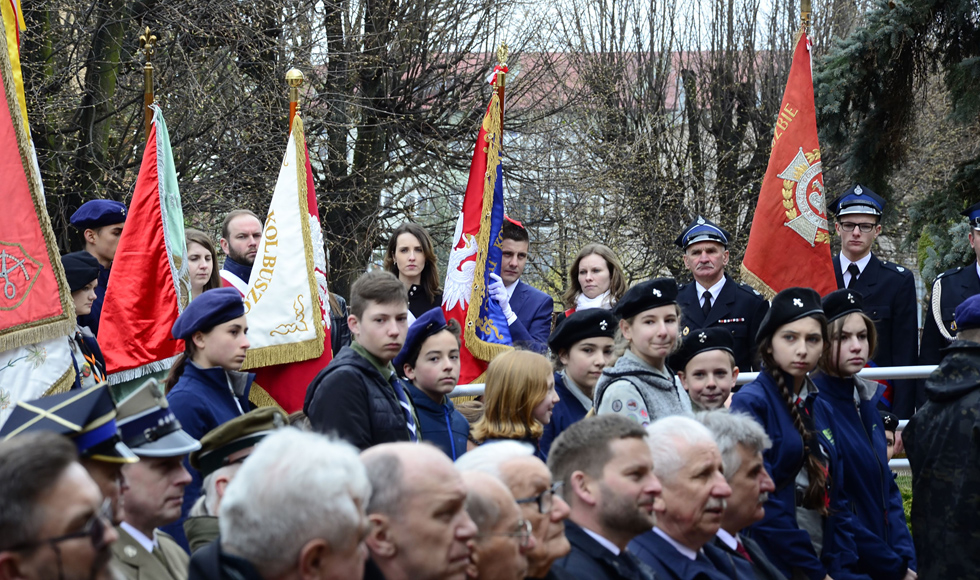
{"left": 462, "top": 472, "right": 536, "bottom": 580}
{"left": 0, "top": 432, "right": 118, "bottom": 580}
{"left": 629, "top": 416, "right": 732, "bottom": 580}
{"left": 547, "top": 415, "right": 660, "bottom": 580}
{"left": 455, "top": 441, "right": 574, "bottom": 579}
{"left": 112, "top": 382, "right": 202, "bottom": 580}
{"left": 218, "top": 209, "right": 263, "bottom": 294}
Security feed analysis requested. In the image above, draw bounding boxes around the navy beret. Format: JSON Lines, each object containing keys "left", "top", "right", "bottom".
{"left": 172, "top": 287, "right": 246, "bottom": 340}
{"left": 755, "top": 287, "right": 823, "bottom": 344}
{"left": 821, "top": 289, "right": 864, "bottom": 324}
{"left": 879, "top": 410, "right": 898, "bottom": 432}
{"left": 669, "top": 327, "right": 736, "bottom": 372}
{"left": 953, "top": 294, "right": 980, "bottom": 332}
{"left": 961, "top": 202, "right": 980, "bottom": 230}
{"left": 70, "top": 199, "right": 127, "bottom": 230}
{"left": 61, "top": 251, "right": 100, "bottom": 292}
{"left": 393, "top": 307, "right": 452, "bottom": 373}
{"left": 827, "top": 184, "right": 885, "bottom": 217}
{"left": 675, "top": 215, "right": 730, "bottom": 249}
{"left": 614, "top": 278, "right": 677, "bottom": 320}
{"left": 549, "top": 308, "right": 618, "bottom": 353}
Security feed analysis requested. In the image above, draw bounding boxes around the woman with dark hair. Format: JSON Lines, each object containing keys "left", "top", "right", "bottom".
{"left": 383, "top": 222, "right": 442, "bottom": 323}
{"left": 556, "top": 243, "right": 627, "bottom": 325}
{"left": 185, "top": 228, "right": 221, "bottom": 299}
{"left": 61, "top": 252, "right": 107, "bottom": 388}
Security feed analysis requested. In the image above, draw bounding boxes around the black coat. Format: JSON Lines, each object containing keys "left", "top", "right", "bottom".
{"left": 703, "top": 535, "right": 785, "bottom": 580}
{"left": 304, "top": 346, "right": 412, "bottom": 450}
{"left": 188, "top": 539, "right": 264, "bottom": 580}
{"left": 833, "top": 254, "right": 918, "bottom": 418}
{"left": 330, "top": 293, "right": 351, "bottom": 356}
{"left": 677, "top": 274, "right": 770, "bottom": 372}
{"left": 551, "top": 521, "right": 654, "bottom": 580}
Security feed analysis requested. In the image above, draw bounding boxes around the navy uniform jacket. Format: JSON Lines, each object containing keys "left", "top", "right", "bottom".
{"left": 552, "top": 521, "right": 654, "bottom": 580}
{"left": 406, "top": 382, "right": 469, "bottom": 460}
{"left": 918, "top": 264, "right": 980, "bottom": 405}
{"left": 703, "top": 535, "right": 784, "bottom": 580}
{"left": 677, "top": 274, "right": 770, "bottom": 372}
{"left": 629, "top": 530, "right": 730, "bottom": 580}
{"left": 77, "top": 257, "right": 109, "bottom": 336}
{"left": 509, "top": 280, "right": 554, "bottom": 353}
{"left": 539, "top": 372, "right": 590, "bottom": 458}
{"left": 833, "top": 254, "right": 918, "bottom": 418}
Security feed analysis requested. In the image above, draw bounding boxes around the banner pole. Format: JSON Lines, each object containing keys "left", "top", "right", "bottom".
{"left": 139, "top": 27, "right": 157, "bottom": 142}
{"left": 287, "top": 68, "right": 304, "bottom": 132}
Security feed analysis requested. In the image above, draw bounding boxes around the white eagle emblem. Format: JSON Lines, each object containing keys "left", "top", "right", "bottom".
{"left": 442, "top": 212, "right": 479, "bottom": 312}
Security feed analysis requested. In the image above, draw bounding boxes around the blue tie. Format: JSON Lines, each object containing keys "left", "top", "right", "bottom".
{"left": 390, "top": 376, "right": 419, "bottom": 442}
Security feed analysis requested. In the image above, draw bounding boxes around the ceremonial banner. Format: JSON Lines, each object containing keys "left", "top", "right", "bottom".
{"left": 241, "top": 113, "right": 331, "bottom": 413}
{"left": 1, "top": 0, "right": 26, "bottom": 133}
{"left": 443, "top": 73, "right": 513, "bottom": 384}
{"left": 99, "top": 105, "right": 191, "bottom": 382}
{"left": 741, "top": 31, "right": 836, "bottom": 298}
{"left": 0, "top": 15, "right": 75, "bottom": 426}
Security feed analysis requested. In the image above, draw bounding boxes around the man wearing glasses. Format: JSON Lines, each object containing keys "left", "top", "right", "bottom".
{"left": 829, "top": 184, "right": 919, "bottom": 418}
{"left": 461, "top": 471, "right": 536, "bottom": 580}
{"left": 0, "top": 431, "right": 119, "bottom": 580}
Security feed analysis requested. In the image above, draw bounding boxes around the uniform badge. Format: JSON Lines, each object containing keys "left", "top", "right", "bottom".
{"left": 777, "top": 147, "right": 830, "bottom": 247}
{"left": 854, "top": 185, "right": 863, "bottom": 195}
{"left": 897, "top": 266, "right": 905, "bottom": 272}
{"left": 847, "top": 293, "right": 855, "bottom": 303}
{"left": 793, "top": 298, "right": 804, "bottom": 308}
{"left": 698, "top": 332, "right": 707, "bottom": 343}
{"left": 626, "top": 399, "right": 639, "bottom": 411}
{"left": 683, "top": 326, "right": 690, "bottom": 336}
{"left": 611, "top": 400, "right": 623, "bottom": 412}
{"left": 653, "top": 288, "right": 662, "bottom": 297}
{"left": 124, "top": 545, "right": 138, "bottom": 558}
{"left": 697, "top": 216, "right": 706, "bottom": 225}
{"left": 599, "top": 320, "right": 608, "bottom": 331}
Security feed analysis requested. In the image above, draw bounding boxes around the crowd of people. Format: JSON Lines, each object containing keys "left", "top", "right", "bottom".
{"left": 3, "top": 183, "right": 980, "bottom": 580}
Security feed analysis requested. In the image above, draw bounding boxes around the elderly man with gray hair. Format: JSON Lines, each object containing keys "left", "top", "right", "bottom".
{"left": 629, "top": 415, "right": 732, "bottom": 580}
{"left": 188, "top": 429, "right": 371, "bottom": 580}
{"left": 697, "top": 410, "right": 787, "bottom": 580}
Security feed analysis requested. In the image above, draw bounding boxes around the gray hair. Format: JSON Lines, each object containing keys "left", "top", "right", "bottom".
{"left": 454, "top": 441, "right": 535, "bottom": 479}
{"left": 696, "top": 410, "right": 772, "bottom": 481}
{"left": 362, "top": 451, "right": 405, "bottom": 517}
{"left": 646, "top": 415, "right": 718, "bottom": 481}
{"left": 219, "top": 429, "right": 370, "bottom": 576}
{"left": 193, "top": 463, "right": 242, "bottom": 516}
{"left": 465, "top": 487, "right": 502, "bottom": 533}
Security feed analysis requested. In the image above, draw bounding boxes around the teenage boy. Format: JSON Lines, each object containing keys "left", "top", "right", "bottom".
{"left": 669, "top": 327, "right": 738, "bottom": 411}
{"left": 304, "top": 271, "right": 417, "bottom": 450}
{"left": 70, "top": 199, "right": 127, "bottom": 335}
{"left": 393, "top": 307, "right": 470, "bottom": 460}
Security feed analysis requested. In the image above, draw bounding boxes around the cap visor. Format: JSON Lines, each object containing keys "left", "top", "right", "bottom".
{"left": 90, "top": 441, "right": 141, "bottom": 464}
{"left": 133, "top": 429, "right": 202, "bottom": 458}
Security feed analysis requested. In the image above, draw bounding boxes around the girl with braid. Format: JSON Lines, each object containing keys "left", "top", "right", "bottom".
{"left": 730, "top": 288, "right": 868, "bottom": 580}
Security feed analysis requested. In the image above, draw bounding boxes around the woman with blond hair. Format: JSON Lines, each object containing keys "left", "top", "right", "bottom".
{"left": 472, "top": 349, "right": 560, "bottom": 460}
{"left": 556, "top": 243, "right": 628, "bottom": 326}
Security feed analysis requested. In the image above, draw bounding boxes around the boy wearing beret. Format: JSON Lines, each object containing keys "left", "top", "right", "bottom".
{"left": 670, "top": 327, "right": 739, "bottom": 412}
{"left": 61, "top": 251, "right": 108, "bottom": 389}
{"left": 70, "top": 199, "right": 127, "bottom": 336}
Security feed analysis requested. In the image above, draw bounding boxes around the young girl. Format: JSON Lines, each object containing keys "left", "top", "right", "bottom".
{"left": 384, "top": 222, "right": 442, "bottom": 323}
{"left": 730, "top": 287, "right": 864, "bottom": 580}
{"left": 556, "top": 244, "right": 628, "bottom": 325}
{"left": 61, "top": 252, "right": 107, "bottom": 388}
{"left": 394, "top": 307, "right": 470, "bottom": 460}
{"left": 593, "top": 278, "right": 691, "bottom": 424}
{"left": 540, "top": 308, "right": 617, "bottom": 455}
{"left": 472, "top": 349, "right": 559, "bottom": 460}
{"left": 812, "top": 289, "right": 917, "bottom": 579}
{"left": 185, "top": 228, "right": 221, "bottom": 299}
{"left": 669, "top": 326, "right": 738, "bottom": 411}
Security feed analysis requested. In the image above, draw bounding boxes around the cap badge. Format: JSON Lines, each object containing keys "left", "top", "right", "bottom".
{"left": 847, "top": 293, "right": 855, "bottom": 304}
{"left": 652, "top": 288, "right": 662, "bottom": 297}
{"left": 698, "top": 332, "right": 707, "bottom": 343}
{"left": 599, "top": 320, "right": 608, "bottom": 331}
{"left": 697, "top": 216, "right": 705, "bottom": 225}
{"left": 793, "top": 298, "right": 804, "bottom": 308}
{"left": 854, "top": 185, "right": 863, "bottom": 195}
{"left": 683, "top": 326, "right": 690, "bottom": 336}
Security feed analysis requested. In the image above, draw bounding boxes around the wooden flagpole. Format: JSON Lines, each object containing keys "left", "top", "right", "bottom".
{"left": 139, "top": 27, "right": 156, "bottom": 142}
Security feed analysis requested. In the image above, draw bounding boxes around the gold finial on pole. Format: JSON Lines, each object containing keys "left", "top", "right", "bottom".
{"left": 286, "top": 68, "right": 304, "bottom": 132}
{"left": 800, "top": 0, "right": 812, "bottom": 34}
{"left": 495, "top": 43, "right": 509, "bottom": 89}
{"left": 139, "top": 27, "right": 157, "bottom": 141}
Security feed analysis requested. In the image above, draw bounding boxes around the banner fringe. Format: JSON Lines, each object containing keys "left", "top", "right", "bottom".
{"left": 42, "top": 361, "right": 76, "bottom": 397}
{"left": 242, "top": 337, "right": 323, "bottom": 370}
{"left": 107, "top": 355, "right": 179, "bottom": 385}
{"left": 249, "top": 383, "right": 285, "bottom": 410}
{"left": 0, "top": 320, "right": 75, "bottom": 353}
{"left": 740, "top": 264, "right": 776, "bottom": 300}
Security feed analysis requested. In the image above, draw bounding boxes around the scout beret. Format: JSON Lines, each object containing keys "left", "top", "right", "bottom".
{"left": 675, "top": 215, "right": 730, "bottom": 249}
{"left": 755, "top": 287, "right": 823, "bottom": 344}
{"left": 879, "top": 410, "right": 898, "bottom": 433}
{"left": 116, "top": 379, "right": 201, "bottom": 457}
{"left": 669, "top": 327, "right": 736, "bottom": 372}
{"left": 70, "top": 199, "right": 127, "bottom": 230}
{"left": 953, "top": 294, "right": 980, "bottom": 332}
{"left": 189, "top": 407, "right": 288, "bottom": 478}
{"left": 821, "top": 289, "right": 865, "bottom": 324}
{"left": 961, "top": 201, "right": 980, "bottom": 230}
{"left": 61, "top": 251, "right": 100, "bottom": 293}
{"left": 548, "top": 308, "right": 618, "bottom": 353}
{"left": 827, "top": 184, "right": 885, "bottom": 217}
{"left": 393, "top": 307, "right": 452, "bottom": 373}
{"left": 171, "top": 287, "right": 245, "bottom": 340}
{"left": 614, "top": 278, "right": 677, "bottom": 320}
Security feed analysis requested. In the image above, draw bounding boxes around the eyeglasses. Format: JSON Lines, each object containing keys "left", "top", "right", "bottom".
{"left": 9, "top": 498, "right": 113, "bottom": 552}
{"left": 516, "top": 481, "right": 563, "bottom": 514}
{"left": 477, "top": 518, "right": 533, "bottom": 548}
{"left": 838, "top": 221, "right": 877, "bottom": 233}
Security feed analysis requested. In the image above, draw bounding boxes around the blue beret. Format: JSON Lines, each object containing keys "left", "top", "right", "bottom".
{"left": 393, "top": 307, "right": 451, "bottom": 374}
{"left": 669, "top": 327, "right": 735, "bottom": 372}
{"left": 675, "top": 216, "right": 730, "bottom": 249}
{"left": 961, "top": 202, "right": 980, "bottom": 230}
{"left": 953, "top": 294, "right": 980, "bottom": 332}
{"left": 70, "top": 199, "right": 127, "bottom": 230}
{"left": 172, "top": 287, "right": 246, "bottom": 340}
{"left": 61, "top": 251, "right": 100, "bottom": 292}
{"left": 549, "top": 308, "right": 618, "bottom": 353}
{"left": 614, "top": 278, "right": 677, "bottom": 320}
{"left": 827, "top": 184, "right": 885, "bottom": 217}
{"left": 821, "top": 289, "right": 864, "bottom": 323}
{"left": 756, "top": 287, "right": 823, "bottom": 344}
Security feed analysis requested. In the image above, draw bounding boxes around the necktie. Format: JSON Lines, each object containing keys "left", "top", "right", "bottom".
{"left": 735, "top": 541, "right": 754, "bottom": 563}
{"left": 390, "top": 376, "right": 419, "bottom": 442}
{"left": 701, "top": 291, "right": 712, "bottom": 317}
{"left": 846, "top": 263, "right": 860, "bottom": 288}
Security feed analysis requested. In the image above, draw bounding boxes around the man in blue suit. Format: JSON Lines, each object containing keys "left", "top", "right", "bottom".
{"left": 829, "top": 185, "right": 918, "bottom": 418}
{"left": 629, "top": 416, "right": 732, "bottom": 580}
{"left": 488, "top": 218, "right": 555, "bottom": 352}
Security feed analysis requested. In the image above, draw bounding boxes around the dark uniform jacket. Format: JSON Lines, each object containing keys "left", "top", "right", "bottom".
{"left": 77, "top": 256, "right": 109, "bottom": 336}
{"left": 703, "top": 535, "right": 784, "bottom": 580}
{"left": 918, "top": 264, "right": 980, "bottom": 405}
{"left": 540, "top": 372, "right": 590, "bottom": 458}
{"left": 304, "top": 345, "right": 411, "bottom": 450}
{"left": 902, "top": 340, "right": 980, "bottom": 580}
{"left": 677, "top": 274, "right": 770, "bottom": 372}
{"left": 552, "top": 521, "right": 654, "bottom": 580}
{"left": 408, "top": 284, "right": 443, "bottom": 320}
{"left": 111, "top": 526, "right": 189, "bottom": 580}
{"left": 629, "top": 530, "right": 730, "bottom": 580}
{"left": 833, "top": 254, "right": 918, "bottom": 417}
{"left": 508, "top": 280, "right": 555, "bottom": 353}
{"left": 406, "top": 382, "right": 469, "bottom": 460}
{"left": 330, "top": 293, "right": 351, "bottom": 356}
{"left": 188, "top": 539, "right": 263, "bottom": 580}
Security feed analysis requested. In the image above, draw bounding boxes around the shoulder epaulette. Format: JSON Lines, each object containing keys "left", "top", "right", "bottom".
{"left": 935, "top": 266, "right": 963, "bottom": 281}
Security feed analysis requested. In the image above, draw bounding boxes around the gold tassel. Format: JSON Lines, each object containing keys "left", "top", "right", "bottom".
{"left": 248, "top": 383, "right": 285, "bottom": 411}
{"left": 739, "top": 264, "right": 776, "bottom": 300}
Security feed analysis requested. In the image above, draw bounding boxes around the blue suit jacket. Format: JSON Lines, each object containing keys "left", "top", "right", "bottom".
{"left": 703, "top": 535, "right": 785, "bottom": 580}
{"left": 629, "top": 530, "right": 731, "bottom": 580}
{"left": 509, "top": 280, "right": 554, "bottom": 353}
{"left": 540, "top": 372, "right": 590, "bottom": 457}
{"left": 552, "top": 521, "right": 654, "bottom": 580}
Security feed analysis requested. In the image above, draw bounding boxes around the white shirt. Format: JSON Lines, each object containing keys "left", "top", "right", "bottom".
{"left": 840, "top": 252, "right": 873, "bottom": 287}
{"left": 975, "top": 262, "right": 980, "bottom": 281}
{"left": 120, "top": 522, "right": 157, "bottom": 553}
{"left": 505, "top": 279, "right": 519, "bottom": 301}
{"left": 582, "top": 527, "right": 621, "bottom": 556}
{"left": 695, "top": 277, "right": 727, "bottom": 308}
{"left": 653, "top": 527, "right": 699, "bottom": 561}
{"left": 716, "top": 528, "right": 739, "bottom": 551}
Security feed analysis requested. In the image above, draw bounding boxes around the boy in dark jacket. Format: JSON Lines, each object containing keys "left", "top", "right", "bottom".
{"left": 394, "top": 307, "right": 470, "bottom": 460}
{"left": 304, "top": 271, "right": 416, "bottom": 450}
